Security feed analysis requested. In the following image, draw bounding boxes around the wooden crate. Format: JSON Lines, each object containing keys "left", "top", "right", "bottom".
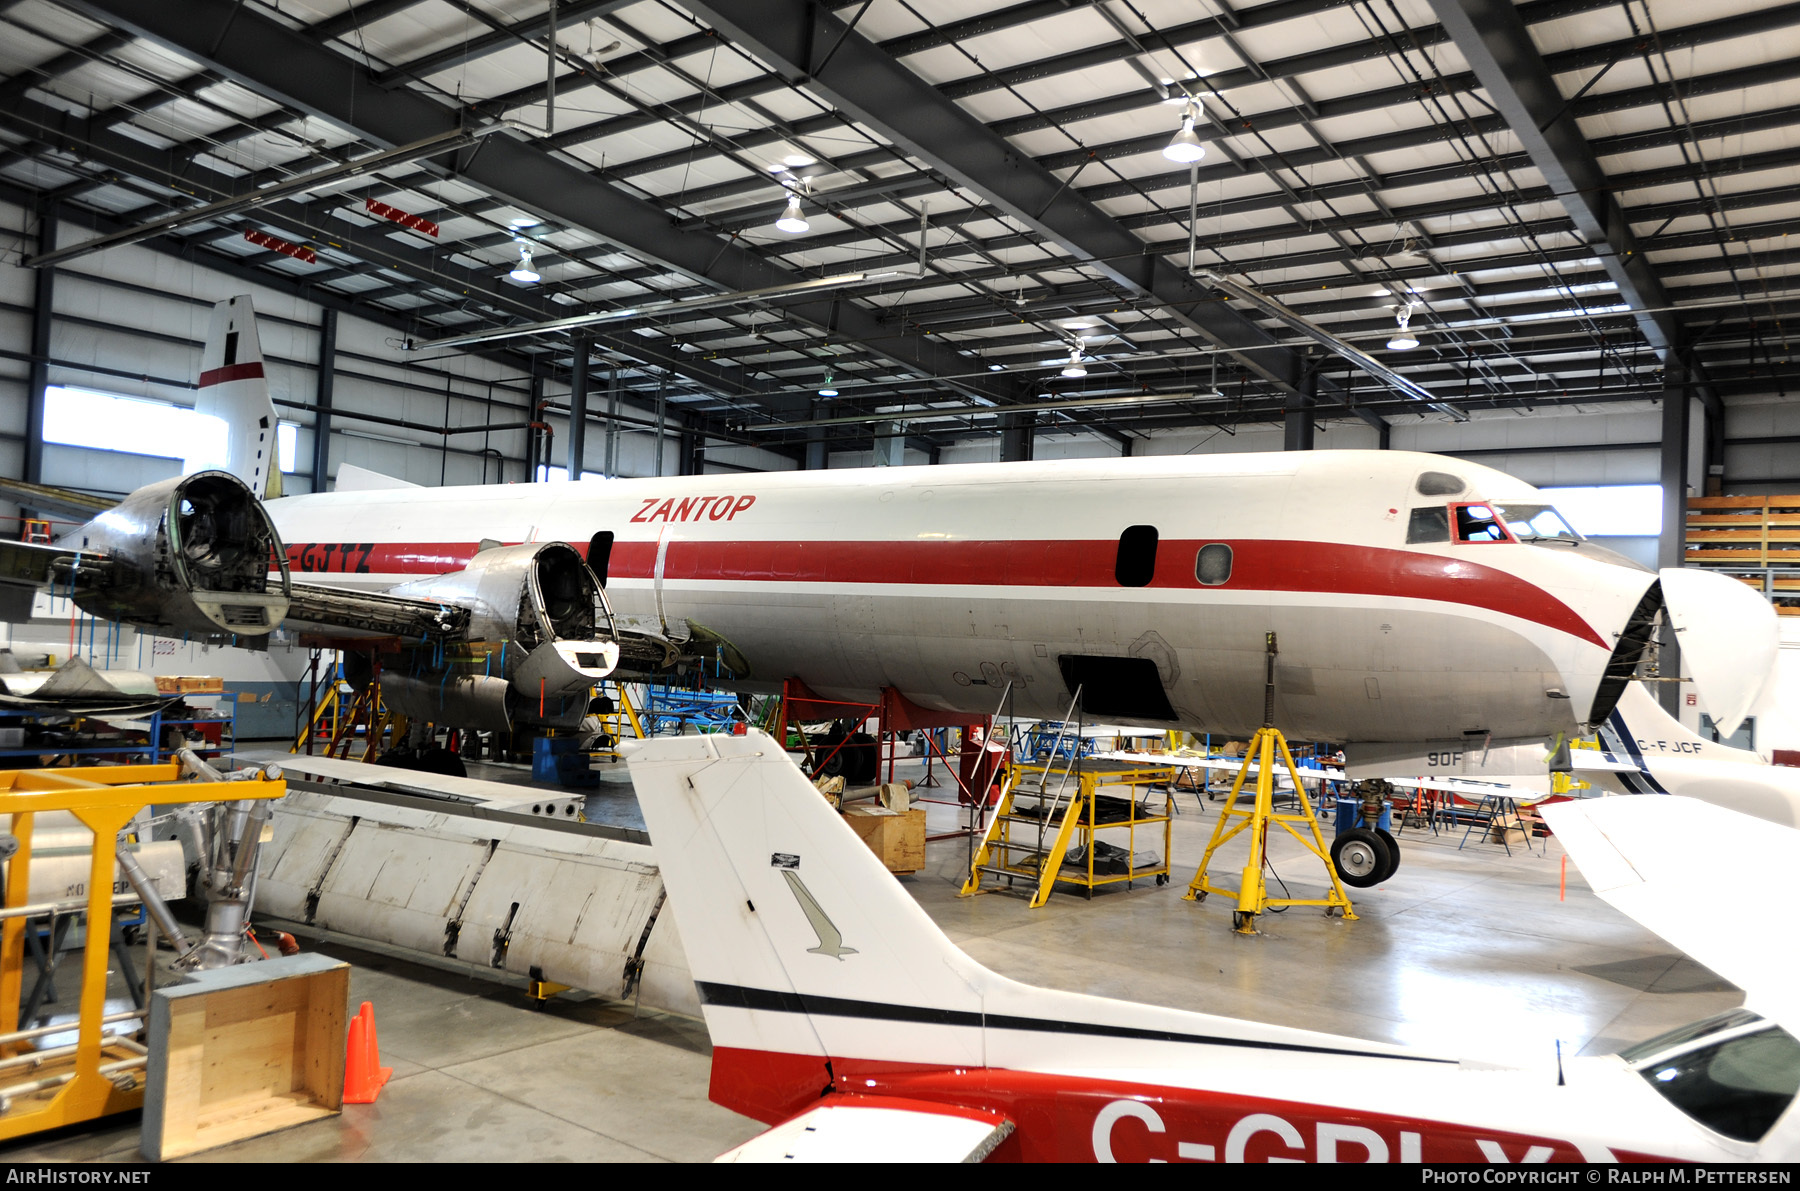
{"left": 142, "top": 953, "right": 349, "bottom": 1161}
{"left": 844, "top": 807, "right": 926, "bottom": 873}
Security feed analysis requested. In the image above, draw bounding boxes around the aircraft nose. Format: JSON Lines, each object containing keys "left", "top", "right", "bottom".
{"left": 1659, "top": 567, "right": 1779, "bottom": 738}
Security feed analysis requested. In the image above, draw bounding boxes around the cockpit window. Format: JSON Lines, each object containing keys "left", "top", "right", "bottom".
{"left": 1626, "top": 1014, "right": 1800, "bottom": 1144}
{"left": 1452, "top": 503, "right": 1513, "bottom": 544}
{"left": 1406, "top": 507, "right": 1450, "bottom": 544}
{"left": 1416, "top": 471, "right": 1466, "bottom": 497}
{"left": 1492, "top": 503, "right": 1583, "bottom": 544}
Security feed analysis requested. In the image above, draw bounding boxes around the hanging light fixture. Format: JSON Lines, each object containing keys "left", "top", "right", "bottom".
{"left": 1060, "top": 347, "right": 1088, "bottom": 378}
{"left": 776, "top": 186, "right": 810, "bottom": 234}
{"left": 1162, "top": 100, "right": 1207, "bottom": 164}
{"left": 818, "top": 371, "right": 838, "bottom": 397}
{"left": 1387, "top": 301, "right": 1420, "bottom": 351}
{"left": 510, "top": 242, "right": 540, "bottom": 283}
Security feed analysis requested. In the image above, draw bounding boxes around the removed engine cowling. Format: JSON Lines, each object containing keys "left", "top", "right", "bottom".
{"left": 67, "top": 470, "right": 290, "bottom": 639}
{"left": 378, "top": 542, "right": 621, "bottom": 731}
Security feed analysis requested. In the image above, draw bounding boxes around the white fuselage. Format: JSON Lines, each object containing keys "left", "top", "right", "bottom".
{"left": 265, "top": 451, "right": 1660, "bottom": 743}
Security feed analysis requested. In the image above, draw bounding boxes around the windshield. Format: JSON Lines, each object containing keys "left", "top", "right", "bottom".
{"left": 1624, "top": 1012, "right": 1800, "bottom": 1144}
{"left": 1492, "top": 503, "right": 1582, "bottom": 543}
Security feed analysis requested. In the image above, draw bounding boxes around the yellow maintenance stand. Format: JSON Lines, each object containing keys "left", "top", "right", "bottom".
{"left": 1184, "top": 633, "right": 1356, "bottom": 934}
{"left": 0, "top": 762, "right": 285, "bottom": 1140}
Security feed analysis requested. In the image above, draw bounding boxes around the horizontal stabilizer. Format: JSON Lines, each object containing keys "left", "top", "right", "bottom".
{"left": 334, "top": 462, "right": 421, "bottom": 492}
{"left": 1541, "top": 796, "right": 1800, "bottom": 1035}
{"left": 718, "top": 1097, "right": 1014, "bottom": 1163}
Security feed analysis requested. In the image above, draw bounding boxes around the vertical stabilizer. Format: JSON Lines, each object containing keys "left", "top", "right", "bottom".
{"left": 1602, "top": 680, "right": 1767, "bottom": 768}
{"left": 625, "top": 732, "right": 989, "bottom": 1117}
{"left": 196, "top": 296, "right": 281, "bottom": 500}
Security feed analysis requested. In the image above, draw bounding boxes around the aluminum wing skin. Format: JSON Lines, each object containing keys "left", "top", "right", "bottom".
{"left": 1542, "top": 795, "right": 1800, "bottom": 1036}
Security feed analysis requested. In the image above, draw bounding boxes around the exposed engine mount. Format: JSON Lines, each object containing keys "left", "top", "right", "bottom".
{"left": 67, "top": 470, "right": 291, "bottom": 639}
{"left": 378, "top": 541, "right": 622, "bottom": 731}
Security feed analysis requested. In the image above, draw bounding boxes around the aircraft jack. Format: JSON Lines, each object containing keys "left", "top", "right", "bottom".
{"left": 1183, "top": 634, "right": 1357, "bottom": 933}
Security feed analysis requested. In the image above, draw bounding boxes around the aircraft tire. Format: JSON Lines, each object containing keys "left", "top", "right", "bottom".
{"left": 1331, "top": 828, "right": 1391, "bottom": 889}
{"left": 1373, "top": 827, "right": 1401, "bottom": 882}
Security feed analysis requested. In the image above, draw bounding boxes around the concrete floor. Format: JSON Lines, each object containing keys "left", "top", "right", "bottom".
{"left": 0, "top": 755, "right": 1740, "bottom": 1163}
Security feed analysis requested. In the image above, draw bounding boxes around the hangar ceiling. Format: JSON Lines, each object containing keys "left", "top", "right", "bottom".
{"left": 1, "top": 0, "right": 1796, "bottom": 462}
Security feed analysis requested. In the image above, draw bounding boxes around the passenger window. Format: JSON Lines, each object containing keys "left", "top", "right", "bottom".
{"left": 1453, "top": 503, "right": 1512, "bottom": 543}
{"left": 1115, "top": 525, "right": 1158, "bottom": 587}
{"left": 1195, "top": 543, "right": 1232, "bottom": 586}
{"left": 1407, "top": 507, "right": 1450, "bottom": 544}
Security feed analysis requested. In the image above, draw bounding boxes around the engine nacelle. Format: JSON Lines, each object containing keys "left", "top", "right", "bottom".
{"left": 68, "top": 471, "right": 291, "bottom": 638}
{"left": 379, "top": 541, "right": 620, "bottom": 731}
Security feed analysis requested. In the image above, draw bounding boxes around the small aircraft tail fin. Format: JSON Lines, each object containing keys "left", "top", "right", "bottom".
{"left": 196, "top": 295, "right": 281, "bottom": 501}
{"left": 1599, "top": 680, "right": 1767, "bottom": 772}
{"left": 625, "top": 732, "right": 990, "bottom": 1121}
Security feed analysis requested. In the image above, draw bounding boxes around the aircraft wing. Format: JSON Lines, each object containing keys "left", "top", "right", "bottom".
{"left": 1541, "top": 796, "right": 1800, "bottom": 1034}
{"left": 0, "top": 536, "right": 115, "bottom": 621}
{"left": 0, "top": 476, "right": 118, "bottom": 521}
{"left": 285, "top": 580, "right": 469, "bottom": 640}
{"left": 716, "top": 1097, "right": 1014, "bottom": 1163}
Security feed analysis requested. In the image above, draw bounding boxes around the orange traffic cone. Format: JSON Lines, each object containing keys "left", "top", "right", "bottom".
{"left": 343, "top": 1001, "right": 392, "bottom": 1104}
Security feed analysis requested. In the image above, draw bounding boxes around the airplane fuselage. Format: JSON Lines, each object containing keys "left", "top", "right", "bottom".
{"left": 267, "top": 451, "right": 1660, "bottom": 743}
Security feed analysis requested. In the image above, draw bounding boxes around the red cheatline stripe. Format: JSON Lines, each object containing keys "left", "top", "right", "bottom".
{"left": 198, "top": 362, "right": 266, "bottom": 387}
{"left": 282, "top": 537, "right": 1606, "bottom": 646}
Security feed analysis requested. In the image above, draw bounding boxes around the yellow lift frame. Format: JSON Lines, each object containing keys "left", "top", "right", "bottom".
{"left": 1182, "top": 634, "right": 1357, "bottom": 933}
{"left": 0, "top": 763, "right": 285, "bottom": 1140}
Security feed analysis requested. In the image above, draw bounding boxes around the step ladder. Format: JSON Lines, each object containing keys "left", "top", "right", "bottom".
{"left": 958, "top": 764, "right": 1087, "bottom": 908}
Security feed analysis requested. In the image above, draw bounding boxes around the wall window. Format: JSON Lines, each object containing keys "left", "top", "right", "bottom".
{"left": 45, "top": 386, "right": 299, "bottom": 474}
{"left": 1539, "top": 484, "right": 1662, "bottom": 537}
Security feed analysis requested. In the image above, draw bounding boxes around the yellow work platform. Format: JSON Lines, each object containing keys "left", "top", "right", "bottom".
{"left": 960, "top": 757, "right": 1174, "bottom": 907}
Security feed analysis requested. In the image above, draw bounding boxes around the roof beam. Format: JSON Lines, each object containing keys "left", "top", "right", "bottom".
{"left": 684, "top": 0, "right": 1308, "bottom": 395}
{"left": 1427, "top": 0, "right": 1680, "bottom": 365}
{"left": 57, "top": 0, "right": 1013, "bottom": 415}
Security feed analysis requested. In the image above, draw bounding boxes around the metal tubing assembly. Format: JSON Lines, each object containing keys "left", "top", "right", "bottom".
{"left": 0, "top": 762, "right": 285, "bottom": 1141}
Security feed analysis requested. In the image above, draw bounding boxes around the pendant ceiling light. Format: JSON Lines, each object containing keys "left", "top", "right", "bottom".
{"left": 1387, "top": 301, "right": 1420, "bottom": 351}
{"left": 1163, "top": 100, "right": 1207, "bottom": 164}
{"left": 776, "top": 190, "right": 809, "bottom": 234}
{"left": 510, "top": 243, "right": 540, "bottom": 283}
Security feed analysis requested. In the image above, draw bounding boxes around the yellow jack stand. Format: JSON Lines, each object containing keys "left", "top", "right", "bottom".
{"left": 1183, "top": 634, "right": 1357, "bottom": 934}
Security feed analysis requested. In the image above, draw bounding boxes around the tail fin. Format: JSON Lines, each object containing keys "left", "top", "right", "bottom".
{"left": 625, "top": 732, "right": 988, "bottom": 1117}
{"left": 196, "top": 296, "right": 281, "bottom": 500}
{"left": 1601, "top": 681, "right": 1764, "bottom": 768}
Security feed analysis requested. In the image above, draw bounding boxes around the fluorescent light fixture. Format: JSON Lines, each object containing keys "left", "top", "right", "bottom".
{"left": 745, "top": 389, "right": 1225, "bottom": 432}
{"left": 510, "top": 244, "right": 540, "bottom": 283}
{"left": 407, "top": 271, "right": 884, "bottom": 351}
{"left": 1163, "top": 102, "right": 1207, "bottom": 164}
{"left": 1194, "top": 269, "right": 1466, "bottom": 421}
{"left": 776, "top": 193, "right": 809, "bottom": 234}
